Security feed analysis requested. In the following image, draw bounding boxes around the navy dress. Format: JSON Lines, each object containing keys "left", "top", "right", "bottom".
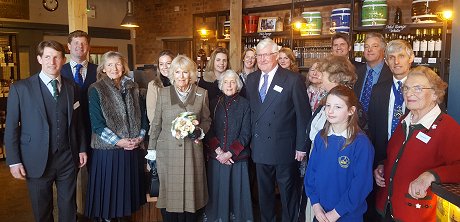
{"left": 85, "top": 77, "right": 148, "bottom": 219}
{"left": 204, "top": 94, "right": 253, "bottom": 222}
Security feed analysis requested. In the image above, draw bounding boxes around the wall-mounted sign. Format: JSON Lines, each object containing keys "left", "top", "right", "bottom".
{"left": 0, "top": 0, "right": 29, "bottom": 19}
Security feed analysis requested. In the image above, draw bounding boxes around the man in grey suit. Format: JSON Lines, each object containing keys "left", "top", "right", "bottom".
{"left": 4, "top": 40, "right": 87, "bottom": 222}
{"left": 246, "top": 38, "right": 310, "bottom": 222}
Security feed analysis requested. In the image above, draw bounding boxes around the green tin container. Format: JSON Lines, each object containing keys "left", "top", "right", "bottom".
{"left": 362, "top": 0, "right": 387, "bottom": 26}
{"left": 301, "top": 12, "right": 322, "bottom": 36}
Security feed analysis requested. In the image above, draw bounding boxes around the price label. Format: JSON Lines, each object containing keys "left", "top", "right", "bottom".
{"left": 414, "top": 57, "right": 423, "bottom": 63}
{"left": 0, "top": 63, "right": 7, "bottom": 67}
{"left": 428, "top": 58, "right": 437, "bottom": 64}
{"left": 355, "top": 57, "right": 362, "bottom": 62}
{"left": 7, "top": 63, "right": 14, "bottom": 67}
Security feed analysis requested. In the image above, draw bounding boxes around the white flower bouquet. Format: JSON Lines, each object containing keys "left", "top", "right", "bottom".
{"left": 171, "top": 112, "right": 205, "bottom": 140}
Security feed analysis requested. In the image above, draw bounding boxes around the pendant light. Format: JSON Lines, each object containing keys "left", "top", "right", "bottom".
{"left": 197, "top": 0, "right": 211, "bottom": 39}
{"left": 121, "top": 0, "right": 139, "bottom": 28}
{"left": 290, "top": 0, "right": 307, "bottom": 30}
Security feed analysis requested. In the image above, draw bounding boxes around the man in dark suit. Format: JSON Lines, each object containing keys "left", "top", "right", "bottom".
{"left": 365, "top": 40, "right": 414, "bottom": 222}
{"left": 4, "top": 40, "right": 87, "bottom": 222}
{"left": 61, "top": 30, "right": 97, "bottom": 141}
{"left": 353, "top": 33, "right": 392, "bottom": 114}
{"left": 246, "top": 38, "right": 310, "bottom": 222}
{"left": 368, "top": 39, "right": 414, "bottom": 166}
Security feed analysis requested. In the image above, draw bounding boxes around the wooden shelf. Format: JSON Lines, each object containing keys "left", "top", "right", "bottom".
{"left": 354, "top": 23, "right": 444, "bottom": 32}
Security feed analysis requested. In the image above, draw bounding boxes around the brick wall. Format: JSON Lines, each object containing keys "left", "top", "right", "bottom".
{"left": 135, "top": 0, "right": 414, "bottom": 64}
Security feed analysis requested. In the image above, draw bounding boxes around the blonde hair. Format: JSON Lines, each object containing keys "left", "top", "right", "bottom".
{"left": 168, "top": 55, "right": 198, "bottom": 84}
{"left": 279, "top": 47, "right": 299, "bottom": 73}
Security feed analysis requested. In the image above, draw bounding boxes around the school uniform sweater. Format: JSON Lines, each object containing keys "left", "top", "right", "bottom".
{"left": 305, "top": 130, "right": 374, "bottom": 222}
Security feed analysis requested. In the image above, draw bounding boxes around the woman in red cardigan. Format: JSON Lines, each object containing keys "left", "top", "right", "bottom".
{"left": 374, "top": 66, "right": 460, "bottom": 222}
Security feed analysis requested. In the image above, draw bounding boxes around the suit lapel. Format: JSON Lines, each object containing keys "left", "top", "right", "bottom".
{"left": 62, "top": 78, "right": 75, "bottom": 126}
{"left": 256, "top": 69, "right": 287, "bottom": 121}
{"left": 29, "top": 74, "right": 47, "bottom": 121}
{"left": 61, "top": 63, "right": 73, "bottom": 80}
{"left": 354, "top": 65, "right": 366, "bottom": 97}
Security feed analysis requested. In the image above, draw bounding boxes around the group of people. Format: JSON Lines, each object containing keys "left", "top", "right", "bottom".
{"left": 4, "top": 29, "right": 460, "bottom": 222}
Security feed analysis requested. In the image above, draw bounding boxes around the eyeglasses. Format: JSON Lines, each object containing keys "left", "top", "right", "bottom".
{"left": 401, "top": 85, "right": 434, "bottom": 94}
{"left": 256, "top": 52, "right": 277, "bottom": 59}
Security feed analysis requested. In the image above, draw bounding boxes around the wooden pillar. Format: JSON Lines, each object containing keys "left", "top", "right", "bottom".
{"left": 448, "top": 0, "right": 459, "bottom": 121}
{"left": 229, "top": 0, "right": 242, "bottom": 72}
{"left": 68, "top": 0, "right": 88, "bottom": 33}
{"left": 67, "top": 0, "right": 88, "bottom": 215}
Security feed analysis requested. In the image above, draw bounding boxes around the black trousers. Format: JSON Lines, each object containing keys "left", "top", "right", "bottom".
{"left": 27, "top": 148, "right": 77, "bottom": 222}
{"left": 256, "top": 162, "right": 299, "bottom": 222}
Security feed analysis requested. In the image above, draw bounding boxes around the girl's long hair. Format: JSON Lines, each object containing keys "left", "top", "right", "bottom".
{"left": 320, "top": 85, "right": 360, "bottom": 149}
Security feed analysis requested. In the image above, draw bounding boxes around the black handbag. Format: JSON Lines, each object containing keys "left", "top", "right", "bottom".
{"left": 147, "top": 159, "right": 160, "bottom": 197}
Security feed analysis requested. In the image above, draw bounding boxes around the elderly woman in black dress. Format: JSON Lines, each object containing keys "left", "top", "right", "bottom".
{"left": 204, "top": 69, "right": 253, "bottom": 222}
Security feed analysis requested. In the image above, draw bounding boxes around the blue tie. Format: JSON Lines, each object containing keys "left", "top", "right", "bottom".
{"left": 259, "top": 74, "right": 269, "bottom": 102}
{"left": 74, "top": 64, "right": 84, "bottom": 87}
{"left": 391, "top": 81, "right": 404, "bottom": 135}
{"left": 360, "top": 69, "right": 374, "bottom": 113}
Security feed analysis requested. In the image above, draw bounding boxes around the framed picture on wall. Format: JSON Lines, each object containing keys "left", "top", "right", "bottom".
{"left": 257, "top": 17, "right": 277, "bottom": 32}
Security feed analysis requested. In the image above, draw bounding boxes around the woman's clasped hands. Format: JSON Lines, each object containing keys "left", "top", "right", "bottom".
{"left": 117, "top": 137, "right": 143, "bottom": 150}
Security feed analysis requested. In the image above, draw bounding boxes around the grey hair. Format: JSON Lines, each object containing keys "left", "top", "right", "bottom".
{"left": 218, "top": 69, "right": 243, "bottom": 92}
{"left": 256, "top": 38, "right": 279, "bottom": 54}
{"left": 385, "top": 39, "right": 414, "bottom": 59}
{"left": 365, "top": 32, "right": 387, "bottom": 49}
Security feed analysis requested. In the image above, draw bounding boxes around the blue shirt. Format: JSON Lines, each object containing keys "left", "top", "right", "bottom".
{"left": 359, "top": 61, "right": 385, "bottom": 101}
{"left": 305, "top": 131, "right": 374, "bottom": 222}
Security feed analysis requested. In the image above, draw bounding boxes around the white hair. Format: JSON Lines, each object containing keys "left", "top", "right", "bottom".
{"left": 256, "top": 38, "right": 279, "bottom": 54}
{"left": 217, "top": 69, "right": 243, "bottom": 92}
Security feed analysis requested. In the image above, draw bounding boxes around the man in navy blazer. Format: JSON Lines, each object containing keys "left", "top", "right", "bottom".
{"left": 4, "top": 40, "right": 87, "bottom": 222}
{"left": 353, "top": 33, "right": 393, "bottom": 112}
{"left": 246, "top": 38, "right": 310, "bottom": 222}
{"left": 60, "top": 30, "right": 97, "bottom": 160}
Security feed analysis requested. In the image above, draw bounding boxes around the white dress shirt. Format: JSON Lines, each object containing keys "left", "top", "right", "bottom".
{"left": 69, "top": 60, "right": 88, "bottom": 81}
{"left": 258, "top": 65, "right": 279, "bottom": 94}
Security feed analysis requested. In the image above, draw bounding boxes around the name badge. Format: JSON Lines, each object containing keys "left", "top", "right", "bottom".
{"left": 416, "top": 131, "right": 431, "bottom": 144}
{"left": 273, "top": 85, "right": 283, "bottom": 93}
{"left": 73, "top": 101, "right": 80, "bottom": 110}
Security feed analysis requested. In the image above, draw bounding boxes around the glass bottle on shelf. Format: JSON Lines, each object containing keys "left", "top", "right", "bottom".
{"left": 420, "top": 29, "right": 428, "bottom": 58}
{"left": 354, "top": 34, "right": 361, "bottom": 59}
{"left": 435, "top": 28, "right": 442, "bottom": 58}
{"left": 413, "top": 29, "right": 421, "bottom": 57}
{"left": 6, "top": 46, "right": 13, "bottom": 64}
{"left": 394, "top": 7, "right": 402, "bottom": 24}
{"left": 427, "top": 29, "right": 436, "bottom": 58}
{"left": 0, "top": 47, "right": 4, "bottom": 64}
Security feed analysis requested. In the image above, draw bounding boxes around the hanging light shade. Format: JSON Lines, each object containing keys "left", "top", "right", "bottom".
{"left": 121, "top": 0, "right": 139, "bottom": 28}
{"left": 291, "top": 16, "right": 307, "bottom": 30}
{"left": 197, "top": 17, "right": 211, "bottom": 39}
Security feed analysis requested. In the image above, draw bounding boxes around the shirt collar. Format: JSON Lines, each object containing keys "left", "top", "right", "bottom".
{"left": 367, "top": 60, "right": 384, "bottom": 74}
{"left": 393, "top": 76, "right": 407, "bottom": 86}
{"left": 261, "top": 64, "right": 279, "bottom": 78}
{"left": 70, "top": 59, "right": 88, "bottom": 68}
{"left": 39, "top": 71, "right": 61, "bottom": 84}
{"left": 327, "top": 127, "right": 350, "bottom": 138}
{"left": 402, "top": 104, "right": 442, "bottom": 130}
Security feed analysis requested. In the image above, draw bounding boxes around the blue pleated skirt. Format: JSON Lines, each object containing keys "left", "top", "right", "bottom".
{"left": 84, "top": 148, "right": 146, "bottom": 219}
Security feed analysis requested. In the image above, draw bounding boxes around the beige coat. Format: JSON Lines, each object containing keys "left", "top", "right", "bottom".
{"left": 149, "top": 84, "right": 211, "bottom": 213}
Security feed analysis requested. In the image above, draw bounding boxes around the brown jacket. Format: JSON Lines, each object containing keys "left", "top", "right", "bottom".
{"left": 149, "top": 84, "right": 211, "bottom": 212}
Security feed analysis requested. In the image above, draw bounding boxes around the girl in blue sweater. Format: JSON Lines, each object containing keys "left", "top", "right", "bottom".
{"left": 305, "top": 85, "right": 374, "bottom": 222}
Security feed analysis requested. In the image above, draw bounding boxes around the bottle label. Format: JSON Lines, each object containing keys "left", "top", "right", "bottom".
{"left": 413, "top": 40, "right": 420, "bottom": 51}
{"left": 354, "top": 43, "right": 360, "bottom": 52}
{"left": 435, "top": 40, "right": 442, "bottom": 51}
{"left": 420, "top": 40, "right": 428, "bottom": 52}
{"left": 428, "top": 40, "right": 435, "bottom": 51}
{"left": 359, "top": 43, "right": 364, "bottom": 52}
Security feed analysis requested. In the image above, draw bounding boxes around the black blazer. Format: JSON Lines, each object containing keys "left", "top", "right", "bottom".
{"left": 4, "top": 74, "right": 87, "bottom": 178}
{"left": 61, "top": 62, "right": 97, "bottom": 138}
{"left": 246, "top": 67, "right": 310, "bottom": 165}
{"left": 353, "top": 62, "right": 393, "bottom": 99}
{"left": 368, "top": 79, "right": 409, "bottom": 165}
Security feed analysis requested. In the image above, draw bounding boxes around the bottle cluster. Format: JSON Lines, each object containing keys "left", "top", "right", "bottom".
{"left": 353, "top": 28, "right": 443, "bottom": 63}
{"left": 0, "top": 46, "right": 14, "bottom": 65}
